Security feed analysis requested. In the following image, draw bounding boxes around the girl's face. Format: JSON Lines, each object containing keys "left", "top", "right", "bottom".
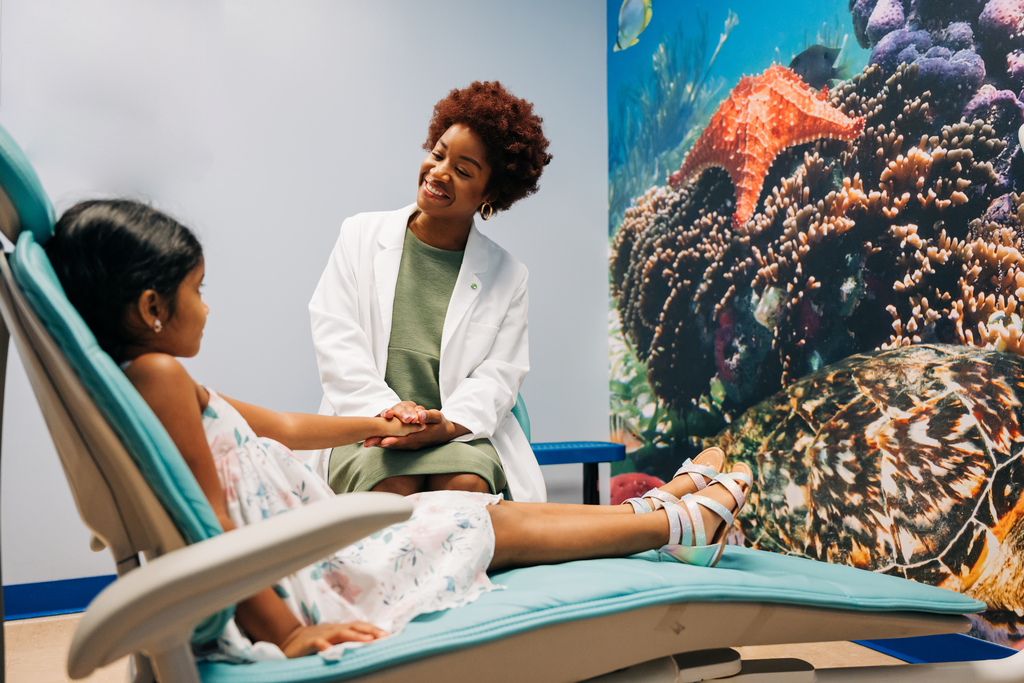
{"left": 151, "top": 262, "right": 208, "bottom": 358}
{"left": 417, "top": 124, "right": 493, "bottom": 224}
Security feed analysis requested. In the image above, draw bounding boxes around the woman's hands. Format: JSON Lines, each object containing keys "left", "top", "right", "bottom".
{"left": 362, "top": 402, "right": 470, "bottom": 450}
{"left": 385, "top": 400, "right": 428, "bottom": 424}
{"left": 279, "top": 622, "right": 388, "bottom": 658}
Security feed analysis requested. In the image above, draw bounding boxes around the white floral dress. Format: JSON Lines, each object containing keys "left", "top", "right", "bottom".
{"left": 201, "top": 388, "right": 502, "bottom": 662}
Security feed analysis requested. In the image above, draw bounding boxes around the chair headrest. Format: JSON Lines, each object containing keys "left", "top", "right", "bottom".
{"left": 0, "top": 124, "right": 55, "bottom": 245}
{"left": 11, "top": 230, "right": 231, "bottom": 642}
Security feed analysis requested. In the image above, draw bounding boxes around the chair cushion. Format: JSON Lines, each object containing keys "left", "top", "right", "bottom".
{"left": 10, "top": 230, "right": 231, "bottom": 642}
{"left": 0, "top": 125, "right": 55, "bottom": 243}
{"left": 197, "top": 546, "right": 984, "bottom": 683}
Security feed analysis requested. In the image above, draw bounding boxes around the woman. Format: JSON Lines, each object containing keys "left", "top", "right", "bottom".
{"left": 309, "top": 81, "right": 552, "bottom": 502}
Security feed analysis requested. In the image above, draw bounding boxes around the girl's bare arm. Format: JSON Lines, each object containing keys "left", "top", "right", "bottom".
{"left": 220, "top": 394, "right": 422, "bottom": 450}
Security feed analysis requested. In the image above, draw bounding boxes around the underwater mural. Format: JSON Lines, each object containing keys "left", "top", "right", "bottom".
{"left": 607, "top": 0, "right": 1024, "bottom": 646}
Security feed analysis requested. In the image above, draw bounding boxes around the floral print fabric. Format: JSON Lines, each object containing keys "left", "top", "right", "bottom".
{"left": 201, "top": 388, "right": 502, "bottom": 662}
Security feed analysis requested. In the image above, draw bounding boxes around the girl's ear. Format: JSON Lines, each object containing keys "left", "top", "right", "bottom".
{"left": 135, "top": 290, "right": 166, "bottom": 331}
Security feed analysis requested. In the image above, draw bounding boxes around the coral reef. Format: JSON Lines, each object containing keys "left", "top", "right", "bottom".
{"left": 611, "top": 62, "right": 1020, "bottom": 420}
{"left": 978, "top": 0, "right": 1024, "bottom": 55}
{"left": 667, "top": 64, "right": 865, "bottom": 229}
{"left": 709, "top": 344, "right": 1024, "bottom": 647}
{"left": 868, "top": 0, "right": 906, "bottom": 45}
{"left": 850, "top": 0, "right": 1024, "bottom": 120}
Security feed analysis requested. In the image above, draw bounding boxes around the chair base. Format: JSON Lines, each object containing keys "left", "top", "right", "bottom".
{"left": 336, "top": 601, "right": 968, "bottom": 683}
{"left": 582, "top": 646, "right": 1024, "bottom": 683}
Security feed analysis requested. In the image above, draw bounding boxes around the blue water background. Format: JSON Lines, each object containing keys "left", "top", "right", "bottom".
{"left": 607, "top": 0, "right": 871, "bottom": 169}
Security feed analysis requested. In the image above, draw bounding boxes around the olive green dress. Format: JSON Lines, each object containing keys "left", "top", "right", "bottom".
{"left": 327, "top": 229, "right": 509, "bottom": 496}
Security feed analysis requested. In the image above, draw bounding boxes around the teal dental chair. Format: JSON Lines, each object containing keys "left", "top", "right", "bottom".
{"left": 0, "top": 124, "right": 1018, "bottom": 683}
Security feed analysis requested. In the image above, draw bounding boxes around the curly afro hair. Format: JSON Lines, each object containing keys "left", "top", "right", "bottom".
{"left": 424, "top": 81, "right": 552, "bottom": 214}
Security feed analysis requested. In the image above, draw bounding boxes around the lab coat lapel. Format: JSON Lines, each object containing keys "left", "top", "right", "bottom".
{"left": 441, "top": 223, "right": 490, "bottom": 356}
{"left": 373, "top": 205, "right": 415, "bottom": 352}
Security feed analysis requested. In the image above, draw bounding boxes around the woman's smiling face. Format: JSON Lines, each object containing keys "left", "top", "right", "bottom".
{"left": 417, "top": 124, "right": 492, "bottom": 223}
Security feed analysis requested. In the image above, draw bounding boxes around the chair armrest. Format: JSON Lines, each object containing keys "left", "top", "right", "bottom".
{"left": 68, "top": 492, "right": 413, "bottom": 678}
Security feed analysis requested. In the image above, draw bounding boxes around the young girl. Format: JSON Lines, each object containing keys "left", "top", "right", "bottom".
{"left": 45, "top": 199, "right": 752, "bottom": 662}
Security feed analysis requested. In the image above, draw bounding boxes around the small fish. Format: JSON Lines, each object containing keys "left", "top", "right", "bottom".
{"left": 1019, "top": 122, "right": 1023, "bottom": 150}
{"left": 614, "top": 0, "right": 653, "bottom": 52}
{"left": 789, "top": 44, "right": 839, "bottom": 90}
{"left": 609, "top": 414, "right": 645, "bottom": 453}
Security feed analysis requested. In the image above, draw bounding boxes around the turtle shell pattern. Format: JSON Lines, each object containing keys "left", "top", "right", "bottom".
{"left": 712, "top": 344, "right": 1024, "bottom": 616}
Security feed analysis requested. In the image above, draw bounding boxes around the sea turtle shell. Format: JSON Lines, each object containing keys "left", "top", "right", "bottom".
{"left": 711, "top": 344, "right": 1024, "bottom": 619}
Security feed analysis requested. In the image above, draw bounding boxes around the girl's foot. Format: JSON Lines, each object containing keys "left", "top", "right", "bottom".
{"left": 659, "top": 462, "right": 753, "bottom": 568}
{"left": 621, "top": 447, "right": 725, "bottom": 514}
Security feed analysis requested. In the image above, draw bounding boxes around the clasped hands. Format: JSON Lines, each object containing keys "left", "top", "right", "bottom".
{"left": 364, "top": 401, "right": 468, "bottom": 450}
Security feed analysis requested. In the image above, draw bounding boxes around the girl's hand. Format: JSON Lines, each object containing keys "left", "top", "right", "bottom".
{"left": 382, "top": 416, "right": 425, "bottom": 437}
{"left": 279, "top": 622, "right": 388, "bottom": 658}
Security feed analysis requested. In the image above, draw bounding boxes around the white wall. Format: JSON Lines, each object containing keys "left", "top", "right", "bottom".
{"left": 0, "top": 1, "right": 608, "bottom": 585}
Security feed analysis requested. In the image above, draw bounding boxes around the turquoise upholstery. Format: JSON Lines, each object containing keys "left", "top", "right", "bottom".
{"left": 10, "top": 230, "right": 232, "bottom": 643}
{"left": 0, "top": 125, "right": 55, "bottom": 242}
{"left": 197, "top": 547, "right": 983, "bottom": 682}
{"left": 511, "top": 393, "right": 530, "bottom": 442}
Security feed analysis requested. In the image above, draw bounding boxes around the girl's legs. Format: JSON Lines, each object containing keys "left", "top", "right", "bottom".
{"left": 487, "top": 465, "right": 748, "bottom": 571}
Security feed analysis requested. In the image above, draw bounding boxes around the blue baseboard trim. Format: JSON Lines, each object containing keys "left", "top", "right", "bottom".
{"left": 856, "top": 634, "right": 1017, "bottom": 664}
{"left": 3, "top": 574, "right": 116, "bottom": 621}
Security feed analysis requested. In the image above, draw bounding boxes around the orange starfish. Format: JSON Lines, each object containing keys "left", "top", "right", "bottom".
{"left": 669, "top": 64, "right": 865, "bottom": 229}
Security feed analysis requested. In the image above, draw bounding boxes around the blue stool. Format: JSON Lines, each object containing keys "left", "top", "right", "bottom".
{"left": 512, "top": 394, "right": 626, "bottom": 505}
{"left": 532, "top": 442, "right": 626, "bottom": 505}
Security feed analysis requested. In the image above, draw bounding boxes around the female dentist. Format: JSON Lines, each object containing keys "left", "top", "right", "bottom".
{"left": 309, "top": 81, "right": 552, "bottom": 502}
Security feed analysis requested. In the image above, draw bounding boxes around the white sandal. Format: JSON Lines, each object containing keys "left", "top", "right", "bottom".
{"left": 659, "top": 463, "right": 752, "bottom": 568}
{"left": 621, "top": 447, "right": 725, "bottom": 514}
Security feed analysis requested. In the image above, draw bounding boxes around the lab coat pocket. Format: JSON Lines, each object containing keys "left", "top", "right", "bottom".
{"left": 457, "top": 322, "right": 500, "bottom": 372}
{"left": 467, "top": 322, "right": 500, "bottom": 338}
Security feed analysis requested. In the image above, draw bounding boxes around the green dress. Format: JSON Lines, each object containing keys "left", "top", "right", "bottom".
{"left": 327, "top": 228, "right": 508, "bottom": 496}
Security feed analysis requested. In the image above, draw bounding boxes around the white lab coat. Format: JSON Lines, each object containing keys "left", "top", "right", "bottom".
{"left": 308, "top": 204, "right": 547, "bottom": 503}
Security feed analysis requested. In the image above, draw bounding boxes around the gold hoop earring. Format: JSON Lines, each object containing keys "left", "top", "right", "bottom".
{"left": 479, "top": 202, "right": 493, "bottom": 221}
{"left": 153, "top": 320, "right": 163, "bottom": 333}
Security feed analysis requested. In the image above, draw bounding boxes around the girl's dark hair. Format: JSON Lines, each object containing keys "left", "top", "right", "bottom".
{"left": 424, "top": 81, "right": 552, "bottom": 213}
{"left": 45, "top": 199, "right": 203, "bottom": 361}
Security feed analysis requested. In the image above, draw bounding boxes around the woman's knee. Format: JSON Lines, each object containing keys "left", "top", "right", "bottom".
{"left": 371, "top": 475, "right": 424, "bottom": 496}
{"left": 426, "top": 472, "right": 491, "bottom": 493}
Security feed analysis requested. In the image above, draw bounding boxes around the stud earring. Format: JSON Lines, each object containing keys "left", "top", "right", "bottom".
{"left": 479, "top": 202, "right": 493, "bottom": 221}
{"left": 153, "top": 320, "right": 163, "bottom": 333}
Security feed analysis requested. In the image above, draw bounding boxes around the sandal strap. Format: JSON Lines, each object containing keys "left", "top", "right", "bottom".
{"left": 681, "top": 495, "right": 706, "bottom": 547}
{"left": 673, "top": 459, "right": 720, "bottom": 491}
{"left": 664, "top": 500, "right": 681, "bottom": 545}
{"left": 663, "top": 501, "right": 693, "bottom": 547}
{"left": 622, "top": 497, "right": 653, "bottom": 514}
{"left": 711, "top": 471, "right": 751, "bottom": 510}
{"left": 690, "top": 494, "right": 735, "bottom": 532}
{"left": 642, "top": 488, "right": 679, "bottom": 510}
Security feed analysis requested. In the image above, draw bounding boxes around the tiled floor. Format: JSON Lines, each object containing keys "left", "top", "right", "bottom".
{"left": 3, "top": 613, "right": 902, "bottom": 681}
